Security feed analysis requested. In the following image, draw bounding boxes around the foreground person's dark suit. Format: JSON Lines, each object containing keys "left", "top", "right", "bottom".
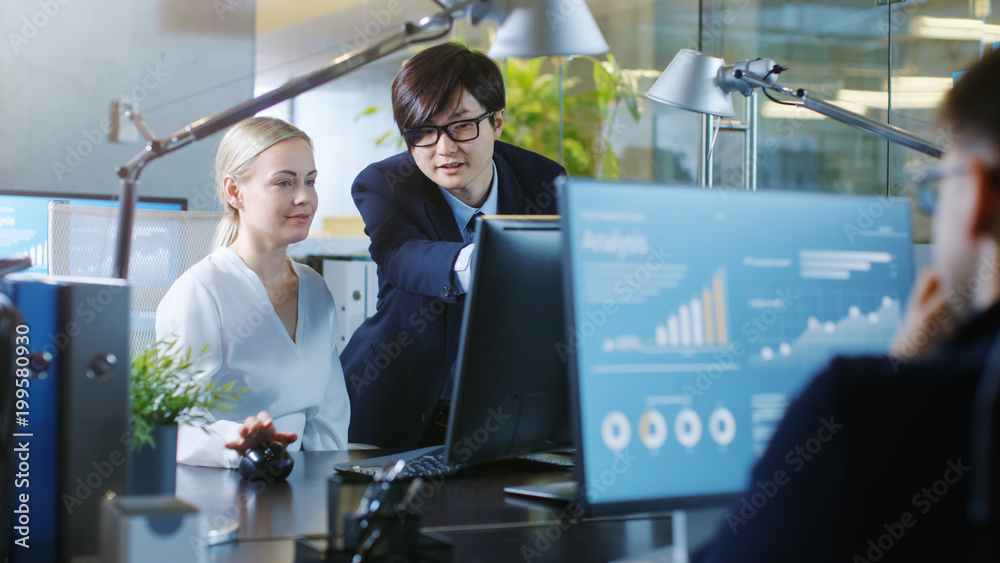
{"left": 693, "top": 305, "right": 1000, "bottom": 562}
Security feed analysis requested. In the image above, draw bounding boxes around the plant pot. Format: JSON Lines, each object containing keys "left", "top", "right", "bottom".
{"left": 131, "top": 424, "right": 177, "bottom": 495}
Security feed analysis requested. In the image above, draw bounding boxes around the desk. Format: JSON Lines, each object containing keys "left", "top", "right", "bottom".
{"left": 175, "top": 450, "right": 676, "bottom": 562}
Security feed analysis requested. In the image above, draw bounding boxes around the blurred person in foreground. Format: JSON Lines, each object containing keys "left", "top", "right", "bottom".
{"left": 694, "top": 48, "right": 1000, "bottom": 562}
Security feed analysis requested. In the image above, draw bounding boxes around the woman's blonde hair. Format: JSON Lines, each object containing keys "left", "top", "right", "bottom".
{"left": 212, "top": 117, "right": 313, "bottom": 248}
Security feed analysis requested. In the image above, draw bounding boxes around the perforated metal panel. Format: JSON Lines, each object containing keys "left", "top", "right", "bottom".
{"left": 48, "top": 202, "right": 222, "bottom": 356}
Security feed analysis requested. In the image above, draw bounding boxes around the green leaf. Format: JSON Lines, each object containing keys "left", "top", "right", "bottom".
{"left": 129, "top": 340, "right": 244, "bottom": 452}
{"left": 375, "top": 130, "right": 393, "bottom": 146}
{"left": 602, "top": 145, "right": 621, "bottom": 180}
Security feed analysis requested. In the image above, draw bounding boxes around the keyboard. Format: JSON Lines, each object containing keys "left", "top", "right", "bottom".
{"left": 333, "top": 446, "right": 468, "bottom": 479}
{"left": 333, "top": 447, "right": 576, "bottom": 479}
{"left": 517, "top": 452, "right": 575, "bottom": 468}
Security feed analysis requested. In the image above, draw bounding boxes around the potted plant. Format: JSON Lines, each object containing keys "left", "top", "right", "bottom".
{"left": 129, "top": 340, "right": 243, "bottom": 494}
{"left": 359, "top": 51, "right": 647, "bottom": 179}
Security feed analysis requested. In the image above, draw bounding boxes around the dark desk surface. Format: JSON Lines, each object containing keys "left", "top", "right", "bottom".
{"left": 175, "top": 450, "right": 678, "bottom": 563}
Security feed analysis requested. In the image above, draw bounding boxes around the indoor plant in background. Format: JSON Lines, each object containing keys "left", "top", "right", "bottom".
{"left": 499, "top": 53, "right": 646, "bottom": 179}
{"left": 361, "top": 53, "right": 646, "bottom": 179}
{"left": 129, "top": 340, "right": 243, "bottom": 494}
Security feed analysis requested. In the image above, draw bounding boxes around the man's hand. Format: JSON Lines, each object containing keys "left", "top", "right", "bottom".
{"left": 224, "top": 411, "right": 298, "bottom": 457}
{"left": 891, "top": 267, "right": 956, "bottom": 361}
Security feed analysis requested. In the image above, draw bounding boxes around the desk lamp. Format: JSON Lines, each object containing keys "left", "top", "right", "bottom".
{"left": 488, "top": 0, "right": 609, "bottom": 166}
{"left": 111, "top": 0, "right": 599, "bottom": 279}
{"left": 645, "top": 49, "right": 945, "bottom": 188}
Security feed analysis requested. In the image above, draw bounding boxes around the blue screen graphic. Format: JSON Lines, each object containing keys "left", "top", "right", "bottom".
{"left": 560, "top": 179, "right": 914, "bottom": 509}
{"left": 0, "top": 193, "right": 183, "bottom": 275}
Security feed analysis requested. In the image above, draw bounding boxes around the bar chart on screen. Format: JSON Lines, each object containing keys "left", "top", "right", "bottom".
{"left": 560, "top": 179, "right": 915, "bottom": 508}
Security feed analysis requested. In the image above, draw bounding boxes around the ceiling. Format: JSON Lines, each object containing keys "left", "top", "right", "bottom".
{"left": 256, "top": 0, "right": 356, "bottom": 33}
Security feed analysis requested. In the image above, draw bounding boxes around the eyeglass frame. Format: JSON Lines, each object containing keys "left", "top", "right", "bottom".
{"left": 402, "top": 111, "right": 496, "bottom": 148}
{"left": 915, "top": 162, "right": 968, "bottom": 216}
{"left": 914, "top": 161, "right": 1000, "bottom": 216}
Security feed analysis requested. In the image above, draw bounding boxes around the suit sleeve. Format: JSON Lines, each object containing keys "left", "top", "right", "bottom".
{"left": 352, "top": 162, "right": 467, "bottom": 300}
{"left": 692, "top": 367, "right": 848, "bottom": 563}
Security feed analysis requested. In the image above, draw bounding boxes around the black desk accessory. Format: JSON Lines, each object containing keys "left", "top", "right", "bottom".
{"left": 0, "top": 257, "right": 31, "bottom": 277}
{"left": 342, "top": 459, "right": 422, "bottom": 561}
{"left": 295, "top": 459, "right": 451, "bottom": 562}
{"left": 238, "top": 441, "right": 295, "bottom": 482}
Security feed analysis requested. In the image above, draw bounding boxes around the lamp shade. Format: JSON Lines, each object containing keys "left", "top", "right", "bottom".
{"left": 487, "top": 0, "right": 609, "bottom": 58}
{"left": 646, "top": 49, "right": 735, "bottom": 117}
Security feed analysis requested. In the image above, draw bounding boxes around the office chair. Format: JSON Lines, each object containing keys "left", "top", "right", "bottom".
{"left": 969, "top": 330, "right": 1000, "bottom": 561}
{"left": 48, "top": 202, "right": 222, "bottom": 355}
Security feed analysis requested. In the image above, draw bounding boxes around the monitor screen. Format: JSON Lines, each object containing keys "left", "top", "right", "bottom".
{"left": 0, "top": 190, "right": 186, "bottom": 275}
{"left": 559, "top": 178, "right": 914, "bottom": 516}
{"left": 444, "top": 215, "right": 572, "bottom": 465}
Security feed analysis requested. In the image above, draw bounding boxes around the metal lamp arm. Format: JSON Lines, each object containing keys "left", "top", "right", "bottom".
{"left": 112, "top": 1, "right": 483, "bottom": 279}
{"left": 736, "top": 69, "right": 945, "bottom": 160}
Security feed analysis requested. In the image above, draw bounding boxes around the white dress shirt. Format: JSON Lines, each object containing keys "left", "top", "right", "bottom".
{"left": 439, "top": 161, "right": 499, "bottom": 291}
{"left": 155, "top": 246, "right": 350, "bottom": 468}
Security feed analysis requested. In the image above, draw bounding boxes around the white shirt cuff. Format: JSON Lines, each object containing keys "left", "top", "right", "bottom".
{"left": 454, "top": 243, "right": 476, "bottom": 293}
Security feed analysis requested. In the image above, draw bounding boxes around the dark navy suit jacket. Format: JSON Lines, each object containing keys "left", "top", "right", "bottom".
{"left": 692, "top": 304, "right": 1000, "bottom": 562}
{"left": 340, "top": 141, "right": 565, "bottom": 447}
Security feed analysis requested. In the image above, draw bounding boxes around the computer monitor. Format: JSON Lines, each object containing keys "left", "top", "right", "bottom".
{"left": 0, "top": 190, "right": 186, "bottom": 275}
{"left": 334, "top": 216, "right": 572, "bottom": 476}
{"left": 443, "top": 215, "right": 571, "bottom": 465}
{"left": 558, "top": 178, "right": 914, "bottom": 516}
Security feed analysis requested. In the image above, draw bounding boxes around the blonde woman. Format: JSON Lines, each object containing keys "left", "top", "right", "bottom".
{"left": 156, "top": 117, "right": 349, "bottom": 468}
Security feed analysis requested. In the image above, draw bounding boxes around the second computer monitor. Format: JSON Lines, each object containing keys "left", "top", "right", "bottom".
{"left": 559, "top": 178, "right": 915, "bottom": 516}
{"left": 444, "top": 216, "right": 572, "bottom": 466}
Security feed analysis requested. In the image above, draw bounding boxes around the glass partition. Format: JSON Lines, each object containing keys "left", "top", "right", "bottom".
{"left": 253, "top": 0, "right": 1000, "bottom": 244}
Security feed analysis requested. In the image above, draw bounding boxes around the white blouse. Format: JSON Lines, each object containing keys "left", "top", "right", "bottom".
{"left": 155, "top": 247, "right": 350, "bottom": 468}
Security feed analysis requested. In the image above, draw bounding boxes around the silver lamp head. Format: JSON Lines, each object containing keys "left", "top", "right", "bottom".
{"left": 487, "top": 0, "right": 609, "bottom": 59}
{"left": 646, "top": 49, "right": 736, "bottom": 118}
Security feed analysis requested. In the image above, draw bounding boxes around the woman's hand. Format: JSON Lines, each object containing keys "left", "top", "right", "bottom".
{"left": 224, "top": 411, "right": 298, "bottom": 457}
{"left": 891, "top": 267, "right": 956, "bottom": 362}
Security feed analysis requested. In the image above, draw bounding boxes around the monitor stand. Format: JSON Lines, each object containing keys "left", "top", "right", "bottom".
{"left": 503, "top": 480, "right": 578, "bottom": 502}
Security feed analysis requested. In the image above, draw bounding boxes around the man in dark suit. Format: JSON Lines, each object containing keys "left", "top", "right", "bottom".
{"left": 340, "top": 42, "right": 566, "bottom": 448}
{"left": 693, "top": 50, "right": 1000, "bottom": 561}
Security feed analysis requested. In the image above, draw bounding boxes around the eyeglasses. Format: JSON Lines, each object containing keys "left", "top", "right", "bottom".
{"left": 403, "top": 112, "right": 495, "bottom": 148}
{"left": 915, "top": 162, "right": 970, "bottom": 216}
